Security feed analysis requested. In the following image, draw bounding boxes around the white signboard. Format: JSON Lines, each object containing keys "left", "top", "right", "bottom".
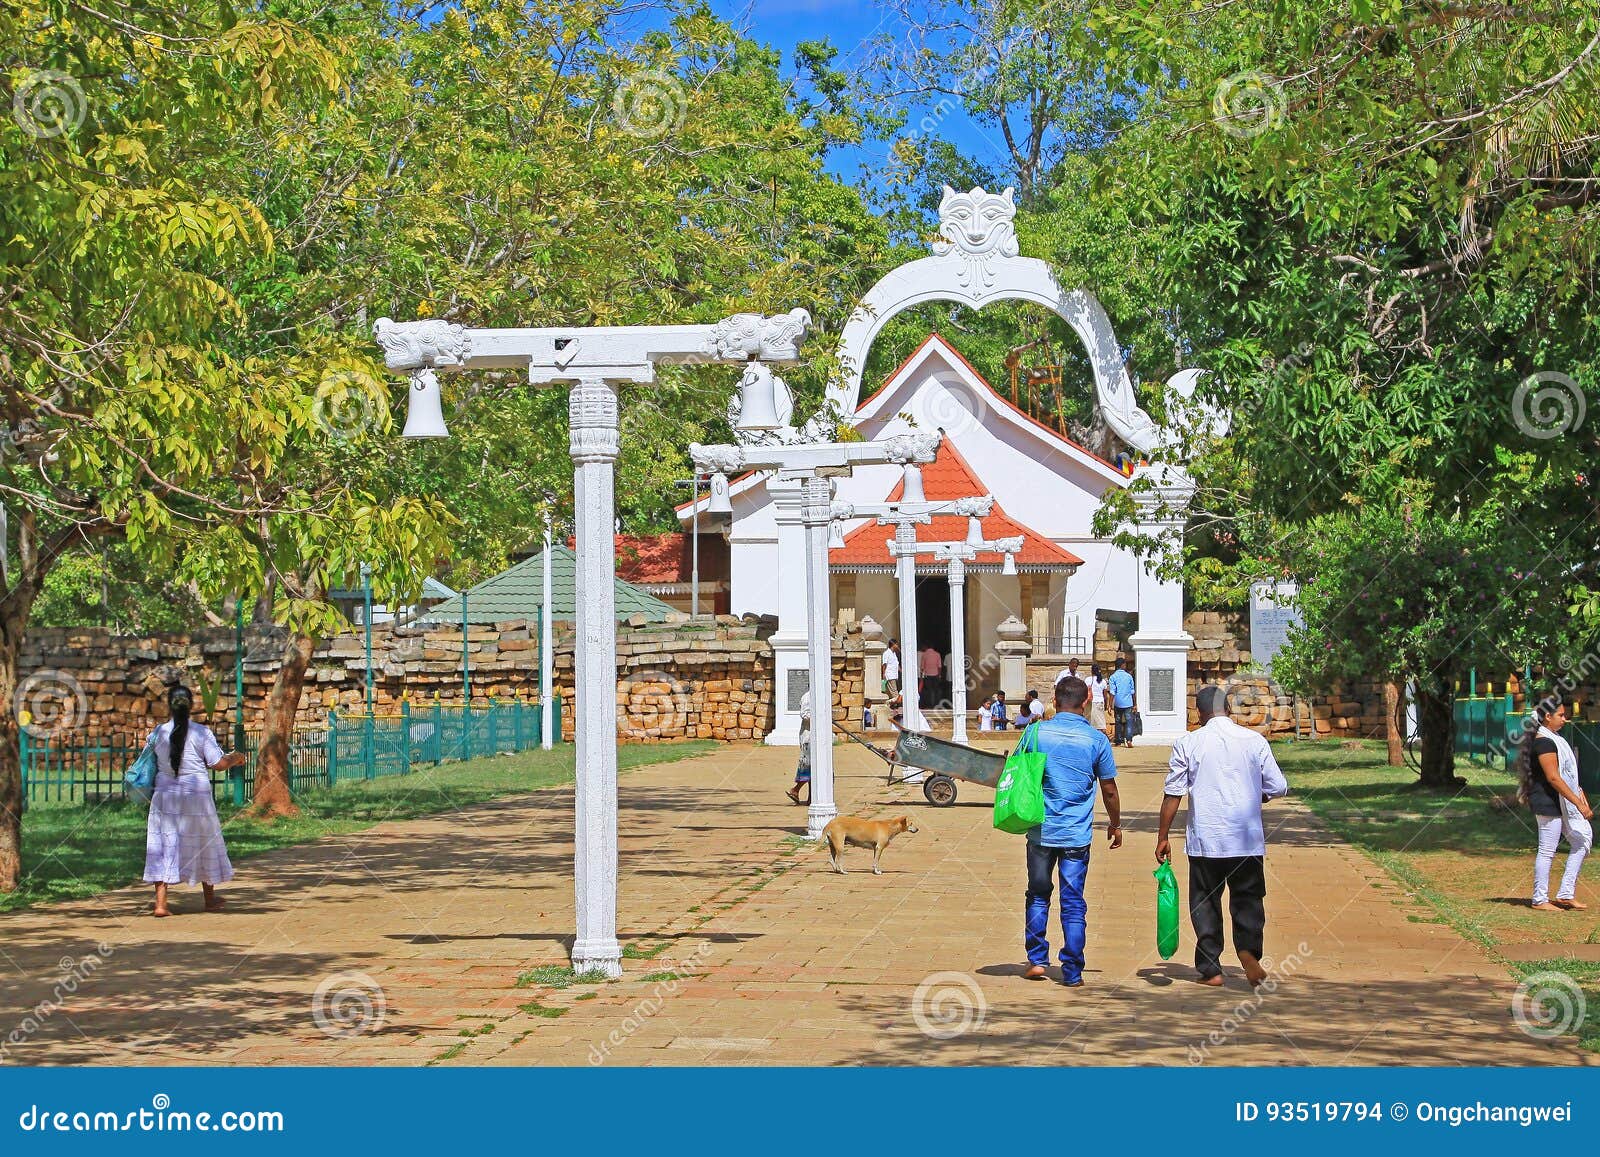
{"left": 1249, "top": 582, "right": 1303, "bottom": 671}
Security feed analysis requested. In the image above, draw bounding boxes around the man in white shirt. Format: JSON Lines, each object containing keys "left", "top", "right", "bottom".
{"left": 1156, "top": 685, "right": 1289, "bottom": 988}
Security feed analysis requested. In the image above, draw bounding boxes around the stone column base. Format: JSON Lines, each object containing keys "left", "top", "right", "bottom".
{"left": 1129, "top": 630, "right": 1194, "bottom": 745}
{"left": 765, "top": 633, "right": 808, "bottom": 746}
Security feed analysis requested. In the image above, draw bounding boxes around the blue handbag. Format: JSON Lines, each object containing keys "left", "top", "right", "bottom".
{"left": 123, "top": 746, "right": 156, "bottom": 799}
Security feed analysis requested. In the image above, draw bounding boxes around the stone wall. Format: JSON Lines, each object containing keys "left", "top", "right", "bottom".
{"left": 19, "top": 614, "right": 867, "bottom": 745}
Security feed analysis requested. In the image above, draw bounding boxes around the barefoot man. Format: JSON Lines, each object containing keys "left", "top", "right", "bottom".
{"left": 1155, "top": 684, "right": 1288, "bottom": 987}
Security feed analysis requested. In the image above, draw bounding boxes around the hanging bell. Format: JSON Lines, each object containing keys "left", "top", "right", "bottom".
{"left": 1002, "top": 552, "right": 1018, "bottom": 577}
{"left": 900, "top": 463, "right": 926, "bottom": 504}
{"left": 401, "top": 368, "right": 449, "bottom": 439}
{"left": 735, "top": 362, "right": 781, "bottom": 431}
{"left": 965, "top": 515, "right": 986, "bottom": 548}
{"left": 828, "top": 519, "right": 847, "bottom": 550}
{"left": 706, "top": 472, "right": 733, "bottom": 515}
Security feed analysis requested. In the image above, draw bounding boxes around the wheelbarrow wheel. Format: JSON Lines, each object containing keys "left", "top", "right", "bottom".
{"left": 923, "top": 775, "right": 958, "bottom": 807}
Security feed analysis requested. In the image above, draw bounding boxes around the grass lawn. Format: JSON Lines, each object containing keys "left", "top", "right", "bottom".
{"left": 1279, "top": 739, "right": 1600, "bottom": 1048}
{"left": 2, "top": 740, "right": 716, "bottom": 914}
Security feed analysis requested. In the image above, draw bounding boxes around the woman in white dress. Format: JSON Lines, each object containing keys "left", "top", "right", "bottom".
{"left": 143, "top": 684, "right": 246, "bottom": 917}
{"left": 1520, "top": 693, "right": 1592, "bottom": 911}
{"left": 1087, "top": 664, "right": 1110, "bottom": 735}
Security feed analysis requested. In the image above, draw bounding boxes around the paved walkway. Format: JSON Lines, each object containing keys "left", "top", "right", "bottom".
{"left": 0, "top": 743, "right": 1583, "bottom": 1066}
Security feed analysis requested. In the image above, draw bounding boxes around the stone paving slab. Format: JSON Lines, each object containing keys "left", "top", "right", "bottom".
{"left": 0, "top": 742, "right": 1584, "bottom": 1066}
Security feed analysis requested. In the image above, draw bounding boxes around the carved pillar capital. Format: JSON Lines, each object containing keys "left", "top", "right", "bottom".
{"left": 800, "top": 475, "right": 833, "bottom": 527}
{"left": 569, "top": 377, "right": 620, "bottom": 464}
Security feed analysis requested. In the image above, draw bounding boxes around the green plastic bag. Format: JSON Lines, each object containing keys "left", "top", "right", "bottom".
{"left": 993, "top": 723, "right": 1046, "bottom": 835}
{"left": 1154, "top": 860, "right": 1181, "bottom": 960}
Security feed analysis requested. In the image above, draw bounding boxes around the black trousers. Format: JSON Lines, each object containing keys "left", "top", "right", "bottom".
{"left": 1188, "top": 855, "right": 1266, "bottom": 978}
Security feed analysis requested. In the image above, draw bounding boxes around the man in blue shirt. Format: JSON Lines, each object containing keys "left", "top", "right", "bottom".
{"left": 1023, "top": 676, "right": 1122, "bottom": 986}
{"left": 1107, "top": 657, "right": 1137, "bottom": 748}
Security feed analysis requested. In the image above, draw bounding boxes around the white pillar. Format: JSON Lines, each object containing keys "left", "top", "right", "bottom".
{"left": 541, "top": 517, "right": 554, "bottom": 750}
{"left": 1128, "top": 464, "right": 1195, "bottom": 746}
{"left": 801, "top": 476, "right": 837, "bottom": 840}
{"left": 948, "top": 555, "right": 969, "bottom": 743}
{"left": 894, "top": 522, "right": 924, "bottom": 732}
{"left": 567, "top": 377, "right": 622, "bottom": 978}
{"left": 765, "top": 477, "right": 809, "bottom": 746}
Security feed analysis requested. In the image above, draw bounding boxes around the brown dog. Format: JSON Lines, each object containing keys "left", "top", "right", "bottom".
{"left": 821, "top": 815, "right": 918, "bottom": 875}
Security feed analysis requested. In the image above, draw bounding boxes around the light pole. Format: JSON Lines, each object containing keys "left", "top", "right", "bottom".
{"left": 233, "top": 596, "right": 247, "bottom": 751}
{"left": 692, "top": 431, "right": 941, "bottom": 839}
{"left": 887, "top": 497, "right": 1020, "bottom": 743}
{"left": 377, "top": 306, "right": 812, "bottom": 979}
{"left": 360, "top": 562, "right": 374, "bottom": 714}
{"left": 541, "top": 511, "right": 554, "bottom": 750}
{"left": 672, "top": 475, "right": 703, "bottom": 618}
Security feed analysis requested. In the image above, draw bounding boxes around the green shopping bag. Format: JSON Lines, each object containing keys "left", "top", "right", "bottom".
{"left": 1154, "top": 859, "right": 1181, "bottom": 960}
{"left": 993, "top": 723, "right": 1046, "bottom": 834}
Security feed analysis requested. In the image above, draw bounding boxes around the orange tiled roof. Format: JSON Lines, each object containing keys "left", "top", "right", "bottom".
{"left": 831, "top": 441, "right": 1084, "bottom": 569}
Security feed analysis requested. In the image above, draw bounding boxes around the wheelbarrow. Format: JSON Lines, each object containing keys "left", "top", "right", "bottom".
{"left": 832, "top": 720, "right": 1006, "bottom": 807}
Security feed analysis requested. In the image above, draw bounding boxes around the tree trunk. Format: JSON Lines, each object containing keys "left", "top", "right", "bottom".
{"left": 1415, "top": 676, "right": 1458, "bottom": 789}
{"left": 1384, "top": 679, "right": 1405, "bottom": 767}
{"left": 0, "top": 596, "right": 28, "bottom": 891}
{"left": 248, "top": 630, "right": 312, "bottom": 819}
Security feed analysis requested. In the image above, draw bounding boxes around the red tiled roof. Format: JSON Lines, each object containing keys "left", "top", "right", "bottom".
{"left": 831, "top": 441, "right": 1084, "bottom": 569}
{"left": 563, "top": 533, "right": 728, "bottom": 585}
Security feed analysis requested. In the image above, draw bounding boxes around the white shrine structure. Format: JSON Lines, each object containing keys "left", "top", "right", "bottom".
{"left": 682, "top": 187, "right": 1217, "bottom": 748}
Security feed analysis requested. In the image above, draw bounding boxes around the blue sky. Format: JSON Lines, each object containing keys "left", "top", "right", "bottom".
{"left": 704, "top": 0, "right": 1003, "bottom": 192}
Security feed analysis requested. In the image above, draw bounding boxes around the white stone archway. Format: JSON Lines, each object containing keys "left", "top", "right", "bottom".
{"left": 816, "top": 185, "right": 1208, "bottom": 744}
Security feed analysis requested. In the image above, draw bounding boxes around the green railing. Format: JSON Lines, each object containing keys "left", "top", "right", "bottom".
{"left": 1453, "top": 695, "right": 1600, "bottom": 791}
{"left": 325, "top": 698, "right": 562, "bottom": 786}
{"left": 20, "top": 698, "right": 562, "bottom": 807}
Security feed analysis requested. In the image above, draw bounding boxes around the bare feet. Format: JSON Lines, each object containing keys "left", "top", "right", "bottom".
{"left": 1197, "top": 973, "right": 1225, "bottom": 987}
{"left": 152, "top": 907, "right": 172, "bottom": 918}
{"left": 1023, "top": 964, "right": 1048, "bottom": 980}
{"left": 1531, "top": 901, "right": 1566, "bottom": 912}
{"left": 204, "top": 897, "right": 226, "bottom": 912}
{"left": 1238, "top": 950, "right": 1268, "bottom": 988}
{"left": 1555, "top": 898, "right": 1589, "bottom": 911}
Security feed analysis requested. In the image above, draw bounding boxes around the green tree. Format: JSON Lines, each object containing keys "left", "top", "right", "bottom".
{"left": 1086, "top": 0, "right": 1600, "bottom": 783}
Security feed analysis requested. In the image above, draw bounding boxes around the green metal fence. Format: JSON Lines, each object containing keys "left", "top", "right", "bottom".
{"left": 1452, "top": 694, "right": 1600, "bottom": 791}
{"left": 20, "top": 698, "right": 562, "bottom": 807}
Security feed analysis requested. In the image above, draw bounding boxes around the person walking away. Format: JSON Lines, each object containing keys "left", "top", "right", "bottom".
{"left": 992, "top": 692, "right": 1009, "bottom": 732}
{"left": 1023, "top": 676, "right": 1121, "bottom": 986}
{"left": 1108, "top": 657, "right": 1137, "bottom": 747}
{"left": 920, "top": 644, "right": 943, "bottom": 709}
{"left": 1521, "top": 693, "right": 1591, "bottom": 911}
{"left": 143, "top": 684, "right": 247, "bottom": 917}
{"left": 1088, "top": 664, "right": 1110, "bottom": 736}
{"left": 788, "top": 690, "right": 812, "bottom": 804}
{"left": 1156, "top": 685, "right": 1288, "bottom": 987}
{"left": 884, "top": 639, "right": 902, "bottom": 705}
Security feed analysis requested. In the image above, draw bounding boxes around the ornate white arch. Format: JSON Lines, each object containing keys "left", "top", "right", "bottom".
{"left": 825, "top": 186, "right": 1211, "bottom": 456}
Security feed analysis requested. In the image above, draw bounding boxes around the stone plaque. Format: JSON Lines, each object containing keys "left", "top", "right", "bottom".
{"left": 1149, "top": 668, "right": 1175, "bottom": 715}
{"left": 1249, "top": 581, "right": 1303, "bottom": 670}
{"left": 786, "top": 668, "right": 810, "bottom": 713}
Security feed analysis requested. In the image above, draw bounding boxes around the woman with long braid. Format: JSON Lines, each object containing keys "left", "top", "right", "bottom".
{"left": 142, "top": 684, "right": 246, "bottom": 917}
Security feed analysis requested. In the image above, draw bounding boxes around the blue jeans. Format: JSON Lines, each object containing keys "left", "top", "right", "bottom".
{"left": 1025, "top": 842, "right": 1090, "bottom": 981}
